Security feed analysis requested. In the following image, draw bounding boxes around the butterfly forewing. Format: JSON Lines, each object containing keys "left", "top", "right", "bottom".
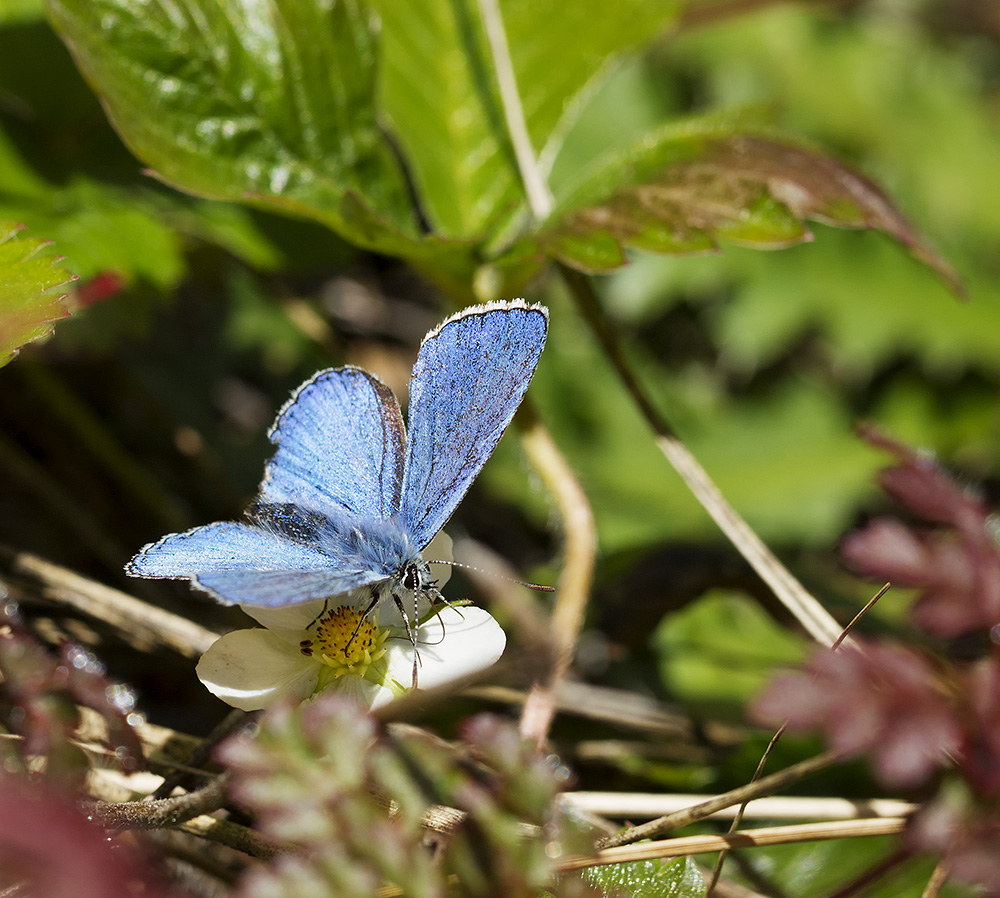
{"left": 260, "top": 368, "right": 405, "bottom": 520}
{"left": 401, "top": 301, "right": 548, "bottom": 550}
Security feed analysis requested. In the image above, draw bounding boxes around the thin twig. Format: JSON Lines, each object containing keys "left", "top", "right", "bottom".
{"left": 0, "top": 545, "right": 219, "bottom": 658}
{"left": 516, "top": 402, "right": 597, "bottom": 748}
{"left": 84, "top": 773, "right": 230, "bottom": 829}
{"left": 920, "top": 859, "right": 952, "bottom": 898}
{"left": 597, "top": 750, "right": 840, "bottom": 848}
{"left": 709, "top": 582, "right": 890, "bottom": 892}
{"left": 564, "top": 818, "right": 909, "bottom": 872}
{"left": 820, "top": 849, "right": 910, "bottom": 898}
{"left": 558, "top": 264, "right": 844, "bottom": 647}
{"left": 152, "top": 709, "right": 250, "bottom": 799}
{"left": 562, "top": 792, "right": 915, "bottom": 821}
{"left": 477, "top": 0, "right": 555, "bottom": 219}
{"left": 177, "top": 814, "right": 289, "bottom": 860}
{"left": 478, "top": 0, "right": 597, "bottom": 749}
{"left": 832, "top": 582, "right": 890, "bottom": 650}
{"left": 708, "top": 723, "right": 787, "bottom": 893}
{"left": 469, "top": 680, "right": 697, "bottom": 740}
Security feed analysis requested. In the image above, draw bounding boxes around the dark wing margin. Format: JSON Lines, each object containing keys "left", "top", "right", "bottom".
{"left": 401, "top": 300, "right": 548, "bottom": 549}
{"left": 259, "top": 367, "right": 406, "bottom": 520}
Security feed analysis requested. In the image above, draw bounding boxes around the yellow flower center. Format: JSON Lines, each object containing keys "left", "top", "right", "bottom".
{"left": 299, "top": 606, "right": 389, "bottom": 679}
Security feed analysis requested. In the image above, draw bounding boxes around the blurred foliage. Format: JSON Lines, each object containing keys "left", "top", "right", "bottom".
{"left": 220, "top": 699, "right": 591, "bottom": 898}
{"left": 0, "top": 0, "right": 997, "bottom": 894}
{"left": 0, "top": 603, "right": 143, "bottom": 788}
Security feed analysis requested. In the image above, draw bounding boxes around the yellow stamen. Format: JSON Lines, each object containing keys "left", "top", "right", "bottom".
{"left": 300, "top": 605, "right": 388, "bottom": 680}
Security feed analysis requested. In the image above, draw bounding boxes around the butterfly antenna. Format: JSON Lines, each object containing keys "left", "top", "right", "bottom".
{"left": 425, "top": 559, "right": 555, "bottom": 592}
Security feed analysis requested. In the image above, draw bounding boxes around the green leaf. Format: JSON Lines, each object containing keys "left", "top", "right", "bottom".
{"left": 374, "top": 0, "right": 519, "bottom": 238}
{"left": 0, "top": 221, "right": 75, "bottom": 367}
{"left": 584, "top": 856, "right": 705, "bottom": 898}
{"left": 375, "top": 0, "right": 681, "bottom": 239}
{"left": 0, "top": 0, "right": 44, "bottom": 25}
{"left": 531, "top": 119, "right": 961, "bottom": 292}
{"left": 655, "top": 590, "right": 807, "bottom": 719}
{"left": 503, "top": 0, "right": 683, "bottom": 168}
{"left": 43, "top": 0, "right": 424, "bottom": 255}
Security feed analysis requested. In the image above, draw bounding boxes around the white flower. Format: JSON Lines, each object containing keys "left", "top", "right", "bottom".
{"left": 194, "top": 538, "right": 506, "bottom": 711}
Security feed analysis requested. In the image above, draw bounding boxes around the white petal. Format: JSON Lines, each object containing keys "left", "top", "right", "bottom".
{"left": 369, "top": 684, "right": 399, "bottom": 709}
{"left": 314, "top": 672, "right": 386, "bottom": 709}
{"left": 238, "top": 599, "right": 326, "bottom": 633}
{"left": 239, "top": 586, "right": 374, "bottom": 639}
{"left": 196, "top": 628, "right": 319, "bottom": 712}
{"left": 384, "top": 606, "right": 505, "bottom": 693}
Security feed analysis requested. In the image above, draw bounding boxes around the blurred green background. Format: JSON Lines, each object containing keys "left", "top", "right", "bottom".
{"left": 1, "top": 0, "right": 998, "bottom": 819}
{"left": 3, "top": 1, "right": 996, "bottom": 893}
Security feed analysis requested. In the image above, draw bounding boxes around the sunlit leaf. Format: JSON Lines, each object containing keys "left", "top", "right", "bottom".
{"left": 0, "top": 221, "right": 74, "bottom": 367}
{"left": 375, "top": 0, "right": 681, "bottom": 238}
{"left": 43, "top": 0, "right": 424, "bottom": 256}
{"left": 585, "top": 856, "right": 705, "bottom": 898}
{"left": 504, "top": 0, "right": 683, "bottom": 168}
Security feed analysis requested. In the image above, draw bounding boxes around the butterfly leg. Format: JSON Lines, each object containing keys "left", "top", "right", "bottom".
{"left": 306, "top": 597, "right": 333, "bottom": 630}
{"left": 386, "top": 590, "right": 419, "bottom": 688}
{"left": 344, "top": 585, "right": 381, "bottom": 654}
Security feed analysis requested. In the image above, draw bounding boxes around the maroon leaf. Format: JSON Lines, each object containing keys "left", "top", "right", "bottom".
{"left": 0, "top": 778, "right": 174, "bottom": 898}
{"left": 909, "top": 790, "right": 1000, "bottom": 896}
{"left": 754, "top": 641, "right": 961, "bottom": 788}
{"left": 846, "top": 426, "right": 1000, "bottom": 637}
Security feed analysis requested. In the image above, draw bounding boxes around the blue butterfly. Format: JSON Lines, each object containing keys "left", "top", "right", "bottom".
{"left": 126, "top": 300, "right": 548, "bottom": 643}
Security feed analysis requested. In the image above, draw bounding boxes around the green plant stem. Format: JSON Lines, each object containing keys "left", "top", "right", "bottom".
{"left": 478, "top": 0, "right": 555, "bottom": 219}
{"left": 557, "top": 262, "right": 845, "bottom": 647}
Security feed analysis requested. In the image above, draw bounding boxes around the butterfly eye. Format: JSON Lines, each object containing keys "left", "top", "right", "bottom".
{"left": 401, "top": 565, "right": 422, "bottom": 592}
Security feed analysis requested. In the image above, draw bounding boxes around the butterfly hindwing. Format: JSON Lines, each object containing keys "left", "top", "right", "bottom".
{"left": 192, "top": 567, "right": 385, "bottom": 607}
{"left": 260, "top": 367, "right": 405, "bottom": 520}
{"left": 401, "top": 300, "right": 548, "bottom": 550}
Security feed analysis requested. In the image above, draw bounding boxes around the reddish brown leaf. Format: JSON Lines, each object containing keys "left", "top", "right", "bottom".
{"left": 534, "top": 130, "right": 962, "bottom": 295}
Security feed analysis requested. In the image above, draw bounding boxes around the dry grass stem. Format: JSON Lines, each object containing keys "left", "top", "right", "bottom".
{"left": 563, "top": 818, "right": 909, "bottom": 872}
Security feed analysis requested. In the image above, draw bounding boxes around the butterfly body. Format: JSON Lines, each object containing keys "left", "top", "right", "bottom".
{"left": 127, "top": 300, "right": 548, "bottom": 630}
